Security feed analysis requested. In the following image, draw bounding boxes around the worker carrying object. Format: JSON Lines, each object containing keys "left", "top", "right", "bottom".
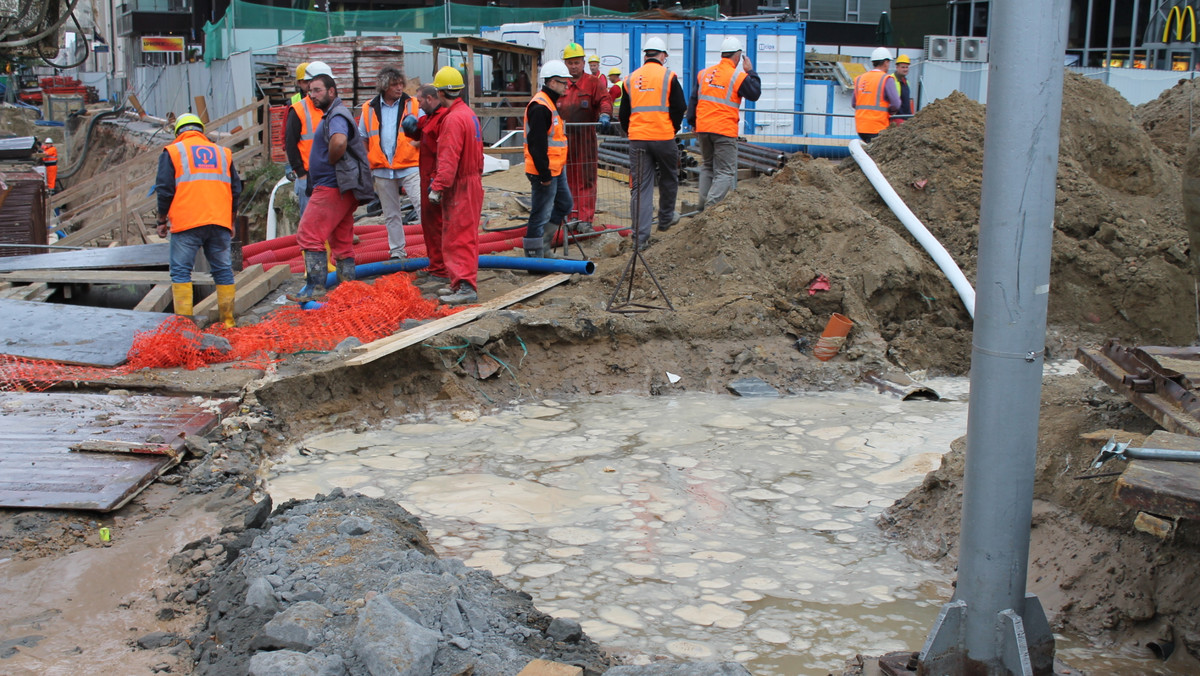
{"left": 284, "top": 60, "right": 333, "bottom": 216}
{"left": 619, "top": 36, "right": 687, "bottom": 250}
{"left": 687, "top": 36, "right": 761, "bottom": 210}
{"left": 291, "top": 62, "right": 310, "bottom": 105}
{"left": 358, "top": 66, "right": 422, "bottom": 261}
{"left": 558, "top": 42, "right": 613, "bottom": 233}
{"left": 852, "top": 47, "right": 900, "bottom": 142}
{"left": 522, "top": 60, "right": 574, "bottom": 260}
{"left": 154, "top": 113, "right": 243, "bottom": 327}
{"left": 41, "top": 138, "right": 57, "bottom": 191}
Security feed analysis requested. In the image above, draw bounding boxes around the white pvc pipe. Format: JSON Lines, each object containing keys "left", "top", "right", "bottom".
{"left": 265, "top": 175, "right": 292, "bottom": 241}
{"left": 848, "top": 139, "right": 976, "bottom": 318}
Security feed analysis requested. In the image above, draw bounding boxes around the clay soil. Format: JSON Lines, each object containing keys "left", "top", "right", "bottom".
{"left": 4, "top": 69, "right": 1200, "bottom": 673}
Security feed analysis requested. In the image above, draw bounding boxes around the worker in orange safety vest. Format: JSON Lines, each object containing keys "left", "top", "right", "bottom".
{"left": 852, "top": 47, "right": 901, "bottom": 142}
{"left": 522, "top": 60, "right": 573, "bottom": 260}
{"left": 687, "top": 36, "right": 761, "bottom": 210}
{"left": 358, "top": 66, "right": 422, "bottom": 261}
{"left": 41, "top": 138, "right": 57, "bottom": 191}
{"left": 285, "top": 60, "right": 333, "bottom": 216}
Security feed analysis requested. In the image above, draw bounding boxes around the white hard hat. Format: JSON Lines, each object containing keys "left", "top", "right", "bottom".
{"left": 303, "top": 61, "right": 334, "bottom": 80}
{"left": 539, "top": 60, "right": 570, "bottom": 81}
{"left": 870, "top": 47, "right": 893, "bottom": 62}
{"left": 643, "top": 37, "right": 668, "bottom": 54}
{"left": 720, "top": 36, "right": 743, "bottom": 53}
{"left": 44, "top": 138, "right": 53, "bottom": 144}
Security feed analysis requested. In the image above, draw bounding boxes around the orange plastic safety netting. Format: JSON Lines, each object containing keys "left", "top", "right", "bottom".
{"left": 0, "top": 273, "right": 457, "bottom": 392}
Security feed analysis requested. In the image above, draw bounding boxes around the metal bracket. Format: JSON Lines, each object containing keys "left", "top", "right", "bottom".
{"left": 917, "top": 595, "right": 1054, "bottom": 676}
{"left": 1091, "top": 436, "right": 1200, "bottom": 468}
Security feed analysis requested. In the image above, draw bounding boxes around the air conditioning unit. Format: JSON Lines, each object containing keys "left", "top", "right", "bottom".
{"left": 924, "top": 35, "right": 958, "bottom": 61}
{"left": 960, "top": 37, "right": 989, "bottom": 62}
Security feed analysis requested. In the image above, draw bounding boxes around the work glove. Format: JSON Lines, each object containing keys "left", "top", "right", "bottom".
{"left": 428, "top": 190, "right": 442, "bottom": 205}
{"left": 401, "top": 115, "right": 418, "bottom": 136}
{"left": 285, "top": 169, "right": 297, "bottom": 182}
{"left": 598, "top": 113, "right": 612, "bottom": 134}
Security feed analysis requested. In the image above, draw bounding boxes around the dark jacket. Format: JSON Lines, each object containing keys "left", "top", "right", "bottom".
{"left": 284, "top": 107, "right": 304, "bottom": 176}
{"left": 317, "top": 99, "right": 375, "bottom": 203}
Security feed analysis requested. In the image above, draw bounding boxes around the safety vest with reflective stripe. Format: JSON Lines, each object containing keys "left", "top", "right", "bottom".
{"left": 523, "top": 91, "right": 568, "bottom": 177}
{"left": 626, "top": 61, "right": 676, "bottom": 141}
{"left": 164, "top": 130, "right": 233, "bottom": 234}
{"left": 290, "top": 92, "right": 301, "bottom": 105}
{"left": 695, "top": 58, "right": 747, "bottom": 138}
{"left": 853, "top": 69, "right": 894, "bottom": 135}
{"left": 360, "top": 96, "right": 420, "bottom": 170}
{"left": 290, "top": 95, "right": 324, "bottom": 171}
{"left": 42, "top": 145, "right": 57, "bottom": 166}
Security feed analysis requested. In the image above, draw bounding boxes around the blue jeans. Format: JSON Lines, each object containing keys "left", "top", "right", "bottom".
{"left": 526, "top": 172, "right": 572, "bottom": 239}
{"left": 294, "top": 174, "right": 310, "bottom": 216}
{"left": 170, "top": 225, "right": 234, "bottom": 285}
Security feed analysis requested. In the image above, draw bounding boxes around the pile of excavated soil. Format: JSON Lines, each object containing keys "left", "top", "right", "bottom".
{"left": 1136, "top": 76, "right": 1200, "bottom": 164}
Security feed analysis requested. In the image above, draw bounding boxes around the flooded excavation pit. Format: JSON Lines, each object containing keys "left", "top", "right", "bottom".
{"left": 268, "top": 386, "right": 971, "bottom": 674}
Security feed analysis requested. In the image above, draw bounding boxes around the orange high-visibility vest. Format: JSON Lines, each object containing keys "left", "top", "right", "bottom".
{"left": 853, "top": 69, "right": 894, "bottom": 135}
{"left": 695, "top": 58, "right": 746, "bottom": 138}
{"left": 164, "top": 130, "right": 234, "bottom": 234}
{"left": 626, "top": 61, "right": 676, "bottom": 141}
{"left": 43, "top": 145, "right": 57, "bottom": 189}
{"left": 360, "top": 96, "right": 420, "bottom": 170}
{"left": 523, "top": 91, "right": 568, "bottom": 177}
{"left": 290, "top": 95, "right": 324, "bottom": 171}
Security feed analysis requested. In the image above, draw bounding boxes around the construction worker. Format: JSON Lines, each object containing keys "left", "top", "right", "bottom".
{"left": 852, "top": 47, "right": 900, "bottom": 142}
{"left": 358, "top": 66, "right": 421, "bottom": 261}
{"left": 894, "top": 54, "right": 913, "bottom": 116}
{"left": 426, "top": 66, "right": 484, "bottom": 305}
{"left": 587, "top": 54, "right": 604, "bottom": 84}
{"left": 286, "top": 72, "right": 375, "bottom": 303}
{"left": 290, "top": 62, "right": 310, "bottom": 105}
{"left": 687, "top": 36, "right": 761, "bottom": 210}
{"left": 618, "top": 36, "right": 686, "bottom": 250}
{"left": 285, "top": 60, "right": 333, "bottom": 216}
{"left": 607, "top": 68, "right": 622, "bottom": 114}
{"left": 559, "top": 42, "right": 613, "bottom": 233}
{"left": 41, "top": 138, "right": 56, "bottom": 191}
{"left": 522, "top": 60, "right": 573, "bottom": 260}
{"left": 408, "top": 84, "right": 451, "bottom": 290}
{"left": 154, "top": 114, "right": 242, "bottom": 327}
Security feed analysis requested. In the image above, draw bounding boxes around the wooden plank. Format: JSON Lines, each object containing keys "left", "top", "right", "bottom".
{"left": 194, "top": 95, "right": 210, "bottom": 124}
{"left": 70, "top": 439, "right": 178, "bottom": 459}
{"left": 26, "top": 284, "right": 54, "bottom": 303}
{"left": 0, "top": 242, "right": 170, "bottom": 273}
{"left": 0, "top": 299, "right": 174, "bottom": 366}
{"left": 347, "top": 274, "right": 570, "bottom": 367}
{"left": 134, "top": 283, "right": 174, "bottom": 312}
{"left": 1116, "top": 430, "right": 1200, "bottom": 521}
{"left": 0, "top": 270, "right": 214, "bottom": 285}
{"left": 516, "top": 660, "right": 582, "bottom": 676}
{"left": 192, "top": 264, "right": 266, "bottom": 322}
{"left": 128, "top": 93, "right": 147, "bottom": 117}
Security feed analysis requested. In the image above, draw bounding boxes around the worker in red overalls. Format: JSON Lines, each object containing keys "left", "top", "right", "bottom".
{"left": 41, "top": 139, "right": 57, "bottom": 191}
{"left": 558, "top": 42, "right": 612, "bottom": 233}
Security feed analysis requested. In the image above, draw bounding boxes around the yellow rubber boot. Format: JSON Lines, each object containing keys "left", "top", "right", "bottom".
{"left": 325, "top": 241, "right": 336, "bottom": 272}
{"left": 216, "top": 284, "right": 237, "bottom": 328}
{"left": 172, "top": 282, "right": 193, "bottom": 316}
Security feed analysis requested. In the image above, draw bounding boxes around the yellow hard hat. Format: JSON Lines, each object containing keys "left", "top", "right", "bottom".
{"left": 433, "top": 66, "right": 465, "bottom": 91}
{"left": 608, "top": 67, "right": 621, "bottom": 76}
{"left": 174, "top": 113, "right": 205, "bottom": 134}
{"left": 895, "top": 54, "right": 911, "bottom": 64}
{"left": 295, "top": 62, "right": 309, "bottom": 79}
{"left": 563, "top": 42, "right": 585, "bottom": 60}
{"left": 587, "top": 54, "right": 600, "bottom": 63}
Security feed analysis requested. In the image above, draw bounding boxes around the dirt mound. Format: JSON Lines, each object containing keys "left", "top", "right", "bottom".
{"left": 1136, "top": 76, "right": 1200, "bottom": 163}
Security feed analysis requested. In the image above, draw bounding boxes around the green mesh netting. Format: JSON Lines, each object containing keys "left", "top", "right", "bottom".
{"left": 204, "top": 0, "right": 720, "bottom": 62}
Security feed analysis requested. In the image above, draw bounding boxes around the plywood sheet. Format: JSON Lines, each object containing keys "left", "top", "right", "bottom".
{"left": 0, "top": 299, "right": 172, "bottom": 367}
{"left": 0, "top": 243, "right": 169, "bottom": 272}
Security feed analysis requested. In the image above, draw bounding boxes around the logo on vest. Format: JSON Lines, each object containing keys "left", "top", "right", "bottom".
{"left": 190, "top": 145, "right": 219, "bottom": 169}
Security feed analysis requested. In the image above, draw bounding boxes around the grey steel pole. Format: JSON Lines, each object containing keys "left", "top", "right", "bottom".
{"left": 1130, "top": 0, "right": 1140, "bottom": 67}
{"left": 917, "top": 0, "right": 1067, "bottom": 674}
{"left": 1105, "top": 0, "right": 1116, "bottom": 67}
{"left": 1083, "top": 0, "right": 1094, "bottom": 66}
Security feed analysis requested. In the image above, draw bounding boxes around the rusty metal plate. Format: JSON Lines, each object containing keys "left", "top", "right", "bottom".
{"left": 1116, "top": 430, "right": 1200, "bottom": 521}
{"left": 1076, "top": 341, "right": 1200, "bottom": 437}
{"left": 0, "top": 392, "right": 234, "bottom": 511}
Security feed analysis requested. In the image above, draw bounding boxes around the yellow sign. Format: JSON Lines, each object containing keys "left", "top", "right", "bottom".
{"left": 1163, "top": 5, "right": 1197, "bottom": 43}
{"left": 141, "top": 36, "right": 185, "bottom": 53}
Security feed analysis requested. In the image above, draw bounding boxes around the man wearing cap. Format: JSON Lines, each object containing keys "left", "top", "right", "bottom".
{"left": 522, "top": 60, "right": 574, "bottom": 260}
{"left": 619, "top": 36, "right": 687, "bottom": 250}
{"left": 358, "top": 66, "right": 421, "bottom": 261}
{"left": 40, "top": 138, "right": 57, "bottom": 191}
{"left": 285, "top": 60, "right": 332, "bottom": 216}
{"left": 425, "top": 66, "right": 484, "bottom": 305}
{"left": 607, "top": 68, "right": 622, "bottom": 113}
{"left": 894, "top": 54, "right": 913, "bottom": 116}
{"left": 154, "top": 114, "right": 243, "bottom": 327}
{"left": 286, "top": 72, "right": 374, "bottom": 303}
{"left": 559, "top": 42, "right": 612, "bottom": 233}
{"left": 291, "top": 62, "right": 309, "bottom": 105}
{"left": 587, "top": 54, "right": 604, "bottom": 86}
{"left": 852, "top": 48, "right": 900, "bottom": 142}
{"left": 687, "top": 36, "right": 761, "bottom": 210}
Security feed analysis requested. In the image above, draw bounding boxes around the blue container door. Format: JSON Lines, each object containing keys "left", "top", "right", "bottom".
{"left": 748, "top": 22, "right": 806, "bottom": 137}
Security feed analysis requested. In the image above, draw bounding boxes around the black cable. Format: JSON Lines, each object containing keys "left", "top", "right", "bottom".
{"left": 39, "top": 11, "right": 89, "bottom": 69}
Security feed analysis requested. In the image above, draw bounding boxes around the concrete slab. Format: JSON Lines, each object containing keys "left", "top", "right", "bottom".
{"left": 0, "top": 298, "right": 172, "bottom": 367}
{"left": 0, "top": 243, "right": 169, "bottom": 272}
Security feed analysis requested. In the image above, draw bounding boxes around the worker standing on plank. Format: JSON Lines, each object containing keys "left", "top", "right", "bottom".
{"left": 687, "top": 36, "right": 761, "bottom": 210}
{"left": 286, "top": 72, "right": 375, "bottom": 303}
{"left": 407, "top": 84, "right": 451, "bottom": 290}
{"left": 558, "top": 42, "right": 612, "bottom": 233}
{"left": 358, "top": 66, "right": 421, "bottom": 261}
{"left": 619, "top": 36, "right": 687, "bottom": 250}
{"left": 154, "top": 114, "right": 242, "bottom": 327}
{"left": 852, "top": 47, "right": 900, "bottom": 142}
{"left": 522, "top": 60, "right": 574, "bottom": 260}
{"left": 41, "top": 138, "right": 57, "bottom": 191}
{"left": 426, "top": 66, "right": 484, "bottom": 306}
{"left": 284, "top": 60, "right": 333, "bottom": 216}
{"left": 290, "top": 62, "right": 310, "bottom": 105}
